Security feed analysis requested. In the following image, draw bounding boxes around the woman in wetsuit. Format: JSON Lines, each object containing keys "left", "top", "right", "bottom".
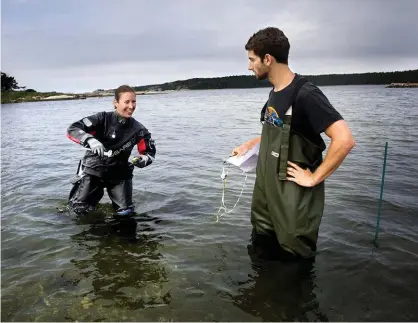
{"left": 66, "top": 85, "right": 156, "bottom": 215}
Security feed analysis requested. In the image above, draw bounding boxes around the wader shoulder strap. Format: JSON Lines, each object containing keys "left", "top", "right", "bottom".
{"left": 278, "top": 123, "right": 291, "bottom": 180}
{"left": 283, "top": 76, "right": 308, "bottom": 124}
{"left": 278, "top": 77, "right": 308, "bottom": 180}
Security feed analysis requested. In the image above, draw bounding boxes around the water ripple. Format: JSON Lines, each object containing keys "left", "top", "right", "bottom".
{"left": 2, "top": 86, "right": 418, "bottom": 321}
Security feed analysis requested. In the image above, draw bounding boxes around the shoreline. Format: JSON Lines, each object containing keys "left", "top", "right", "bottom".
{"left": 385, "top": 83, "right": 418, "bottom": 88}
{"left": 1, "top": 90, "right": 168, "bottom": 104}
{"left": 2, "top": 83, "right": 417, "bottom": 104}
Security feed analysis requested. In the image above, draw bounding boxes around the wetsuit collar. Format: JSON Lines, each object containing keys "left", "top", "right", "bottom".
{"left": 114, "top": 111, "right": 128, "bottom": 124}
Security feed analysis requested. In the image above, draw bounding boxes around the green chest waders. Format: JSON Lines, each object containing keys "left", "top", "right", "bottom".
{"left": 250, "top": 78, "right": 325, "bottom": 258}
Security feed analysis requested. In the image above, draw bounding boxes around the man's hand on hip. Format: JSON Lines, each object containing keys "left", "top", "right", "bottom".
{"left": 286, "top": 161, "right": 316, "bottom": 187}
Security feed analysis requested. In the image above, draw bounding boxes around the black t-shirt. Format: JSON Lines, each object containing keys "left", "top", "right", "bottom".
{"left": 263, "top": 74, "right": 343, "bottom": 149}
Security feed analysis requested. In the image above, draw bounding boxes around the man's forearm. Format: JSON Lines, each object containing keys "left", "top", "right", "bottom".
{"left": 312, "top": 138, "right": 354, "bottom": 185}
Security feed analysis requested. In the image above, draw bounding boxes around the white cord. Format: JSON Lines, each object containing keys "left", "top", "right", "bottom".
{"left": 216, "top": 163, "right": 248, "bottom": 222}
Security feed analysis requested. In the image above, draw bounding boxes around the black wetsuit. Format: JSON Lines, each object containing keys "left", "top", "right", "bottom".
{"left": 66, "top": 110, "right": 156, "bottom": 214}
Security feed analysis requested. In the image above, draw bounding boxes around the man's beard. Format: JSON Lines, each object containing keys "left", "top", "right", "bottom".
{"left": 255, "top": 71, "right": 268, "bottom": 80}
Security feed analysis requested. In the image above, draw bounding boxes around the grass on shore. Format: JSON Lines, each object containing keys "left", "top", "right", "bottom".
{"left": 1, "top": 91, "right": 66, "bottom": 104}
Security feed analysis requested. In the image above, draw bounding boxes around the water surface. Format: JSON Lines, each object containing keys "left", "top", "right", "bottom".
{"left": 2, "top": 86, "right": 418, "bottom": 321}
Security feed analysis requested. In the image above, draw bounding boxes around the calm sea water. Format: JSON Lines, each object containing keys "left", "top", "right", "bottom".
{"left": 1, "top": 86, "right": 418, "bottom": 321}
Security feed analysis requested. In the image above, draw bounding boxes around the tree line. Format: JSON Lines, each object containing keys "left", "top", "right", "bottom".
{"left": 2, "top": 72, "right": 25, "bottom": 91}
{"left": 2, "top": 69, "right": 417, "bottom": 96}
{"left": 132, "top": 69, "right": 418, "bottom": 91}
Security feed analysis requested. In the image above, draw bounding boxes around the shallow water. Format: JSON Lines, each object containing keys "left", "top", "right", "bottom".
{"left": 1, "top": 85, "right": 418, "bottom": 321}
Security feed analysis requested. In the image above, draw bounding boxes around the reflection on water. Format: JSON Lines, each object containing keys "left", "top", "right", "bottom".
{"left": 230, "top": 233, "right": 329, "bottom": 322}
{"left": 2, "top": 87, "right": 418, "bottom": 321}
{"left": 70, "top": 212, "right": 170, "bottom": 313}
{"left": 24, "top": 210, "right": 172, "bottom": 322}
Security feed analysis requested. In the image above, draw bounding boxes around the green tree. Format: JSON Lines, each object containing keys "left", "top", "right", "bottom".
{"left": 1, "top": 72, "right": 25, "bottom": 91}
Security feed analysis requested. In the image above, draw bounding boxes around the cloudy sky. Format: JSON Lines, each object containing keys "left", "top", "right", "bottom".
{"left": 2, "top": 0, "right": 418, "bottom": 93}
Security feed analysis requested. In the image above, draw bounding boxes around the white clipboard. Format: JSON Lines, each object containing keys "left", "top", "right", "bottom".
{"left": 226, "top": 142, "right": 260, "bottom": 173}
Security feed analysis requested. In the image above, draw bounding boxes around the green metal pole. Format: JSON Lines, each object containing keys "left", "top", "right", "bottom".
{"left": 374, "top": 141, "right": 388, "bottom": 246}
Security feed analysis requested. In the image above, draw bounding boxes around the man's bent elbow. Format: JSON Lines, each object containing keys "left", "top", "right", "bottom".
{"left": 343, "top": 135, "right": 355, "bottom": 153}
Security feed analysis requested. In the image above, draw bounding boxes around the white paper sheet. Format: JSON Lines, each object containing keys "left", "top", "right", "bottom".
{"left": 226, "top": 142, "right": 260, "bottom": 172}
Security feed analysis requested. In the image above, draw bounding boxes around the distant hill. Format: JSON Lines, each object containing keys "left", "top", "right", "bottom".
{"left": 132, "top": 69, "right": 418, "bottom": 91}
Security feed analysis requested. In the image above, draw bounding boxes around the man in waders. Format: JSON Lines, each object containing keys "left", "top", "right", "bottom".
{"left": 232, "top": 27, "right": 355, "bottom": 259}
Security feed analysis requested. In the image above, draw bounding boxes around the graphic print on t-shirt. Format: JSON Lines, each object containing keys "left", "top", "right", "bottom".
{"left": 264, "top": 106, "right": 284, "bottom": 127}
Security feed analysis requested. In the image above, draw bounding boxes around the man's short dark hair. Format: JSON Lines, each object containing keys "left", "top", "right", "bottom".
{"left": 245, "top": 27, "right": 290, "bottom": 64}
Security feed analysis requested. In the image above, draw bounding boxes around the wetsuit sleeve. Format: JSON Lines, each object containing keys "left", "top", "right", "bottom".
{"left": 297, "top": 83, "right": 343, "bottom": 134}
{"left": 137, "top": 129, "right": 156, "bottom": 158}
{"left": 67, "top": 112, "right": 105, "bottom": 146}
{"left": 132, "top": 127, "right": 156, "bottom": 168}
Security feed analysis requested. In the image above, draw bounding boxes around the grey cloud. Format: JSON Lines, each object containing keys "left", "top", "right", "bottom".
{"left": 3, "top": 0, "right": 310, "bottom": 70}
{"left": 2, "top": 29, "right": 228, "bottom": 69}
{"left": 287, "top": 0, "right": 418, "bottom": 59}
{"left": 2, "top": 0, "right": 417, "bottom": 92}
{"left": 3, "top": 0, "right": 256, "bottom": 69}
